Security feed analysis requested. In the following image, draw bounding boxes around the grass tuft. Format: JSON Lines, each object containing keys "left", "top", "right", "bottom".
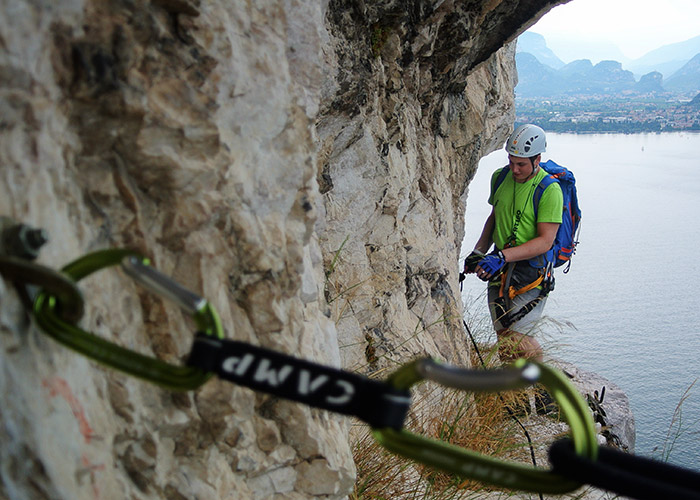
{"left": 350, "top": 373, "right": 542, "bottom": 499}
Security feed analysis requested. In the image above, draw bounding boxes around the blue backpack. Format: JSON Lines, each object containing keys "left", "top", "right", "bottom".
{"left": 493, "top": 159, "right": 581, "bottom": 271}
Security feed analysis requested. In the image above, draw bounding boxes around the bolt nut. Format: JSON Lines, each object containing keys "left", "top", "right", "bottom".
{"left": 1, "top": 223, "right": 49, "bottom": 259}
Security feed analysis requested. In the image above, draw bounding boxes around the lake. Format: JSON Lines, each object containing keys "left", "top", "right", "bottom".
{"left": 460, "top": 132, "right": 700, "bottom": 469}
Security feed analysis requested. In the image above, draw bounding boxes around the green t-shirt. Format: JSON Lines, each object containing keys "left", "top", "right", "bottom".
{"left": 488, "top": 166, "right": 564, "bottom": 250}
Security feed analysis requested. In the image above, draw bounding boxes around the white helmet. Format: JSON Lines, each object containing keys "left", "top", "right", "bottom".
{"left": 505, "top": 124, "right": 546, "bottom": 157}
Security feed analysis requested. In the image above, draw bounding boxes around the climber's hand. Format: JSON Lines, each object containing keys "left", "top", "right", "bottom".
{"left": 463, "top": 250, "right": 484, "bottom": 274}
{"left": 476, "top": 250, "right": 507, "bottom": 281}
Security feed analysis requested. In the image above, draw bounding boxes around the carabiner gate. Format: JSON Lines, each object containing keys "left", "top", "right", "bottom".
{"left": 33, "top": 249, "right": 224, "bottom": 390}
{"left": 373, "top": 358, "right": 597, "bottom": 494}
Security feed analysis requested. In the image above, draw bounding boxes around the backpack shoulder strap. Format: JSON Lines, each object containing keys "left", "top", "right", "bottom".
{"left": 533, "top": 174, "right": 559, "bottom": 218}
{"left": 490, "top": 167, "right": 510, "bottom": 201}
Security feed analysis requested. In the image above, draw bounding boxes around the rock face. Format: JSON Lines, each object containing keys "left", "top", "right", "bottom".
{"left": 0, "top": 1, "right": 582, "bottom": 499}
{"left": 559, "top": 361, "right": 636, "bottom": 453}
{"left": 318, "top": 1, "right": 520, "bottom": 374}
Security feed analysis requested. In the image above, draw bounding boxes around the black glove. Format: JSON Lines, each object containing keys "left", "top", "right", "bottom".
{"left": 463, "top": 250, "right": 485, "bottom": 274}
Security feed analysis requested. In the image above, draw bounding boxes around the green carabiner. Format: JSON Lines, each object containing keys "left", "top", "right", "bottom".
{"left": 373, "top": 358, "right": 598, "bottom": 494}
{"left": 33, "top": 248, "right": 224, "bottom": 391}
{"left": 0, "top": 255, "right": 85, "bottom": 323}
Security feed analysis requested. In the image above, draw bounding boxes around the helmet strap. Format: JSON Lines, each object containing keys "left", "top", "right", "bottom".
{"left": 527, "top": 154, "right": 541, "bottom": 179}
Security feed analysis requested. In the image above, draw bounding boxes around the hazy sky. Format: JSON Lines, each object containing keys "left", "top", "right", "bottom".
{"left": 529, "top": 0, "right": 700, "bottom": 61}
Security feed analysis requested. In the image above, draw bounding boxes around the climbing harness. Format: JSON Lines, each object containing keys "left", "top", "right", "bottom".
{"left": 492, "top": 261, "right": 554, "bottom": 329}
{"left": 3, "top": 220, "right": 700, "bottom": 499}
{"left": 32, "top": 249, "right": 224, "bottom": 390}
{"left": 373, "top": 357, "right": 597, "bottom": 494}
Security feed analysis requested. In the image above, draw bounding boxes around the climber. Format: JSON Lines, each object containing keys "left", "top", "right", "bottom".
{"left": 463, "top": 124, "right": 563, "bottom": 362}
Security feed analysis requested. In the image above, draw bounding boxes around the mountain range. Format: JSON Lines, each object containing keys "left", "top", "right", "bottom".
{"left": 516, "top": 32, "right": 700, "bottom": 98}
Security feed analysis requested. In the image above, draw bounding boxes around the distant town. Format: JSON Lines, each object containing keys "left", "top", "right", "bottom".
{"left": 516, "top": 94, "right": 700, "bottom": 133}
{"left": 516, "top": 31, "right": 700, "bottom": 133}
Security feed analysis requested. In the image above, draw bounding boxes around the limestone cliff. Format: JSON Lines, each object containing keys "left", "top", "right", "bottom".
{"left": 1, "top": 1, "right": 570, "bottom": 499}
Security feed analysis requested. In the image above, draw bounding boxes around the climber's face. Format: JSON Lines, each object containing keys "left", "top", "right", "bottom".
{"left": 508, "top": 154, "right": 540, "bottom": 183}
